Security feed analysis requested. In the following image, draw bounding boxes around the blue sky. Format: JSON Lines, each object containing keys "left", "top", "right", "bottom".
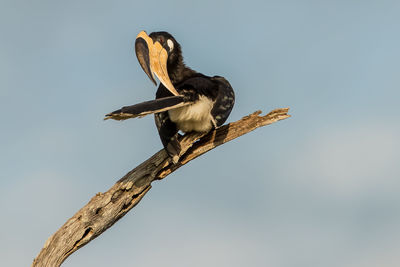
{"left": 1, "top": 0, "right": 400, "bottom": 266}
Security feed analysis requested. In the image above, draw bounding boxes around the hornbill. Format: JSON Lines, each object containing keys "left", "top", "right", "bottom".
{"left": 105, "top": 31, "right": 235, "bottom": 162}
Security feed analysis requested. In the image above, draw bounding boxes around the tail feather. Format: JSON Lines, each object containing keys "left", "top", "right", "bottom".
{"left": 105, "top": 96, "right": 192, "bottom": 121}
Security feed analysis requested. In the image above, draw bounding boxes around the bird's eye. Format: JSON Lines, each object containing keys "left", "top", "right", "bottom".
{"left": 167, "top": 39, "right": 174, "bottom": 52}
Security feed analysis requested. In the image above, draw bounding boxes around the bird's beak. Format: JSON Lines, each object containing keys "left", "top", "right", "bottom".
{"left": 135, "top": 31, "right": 179, "bottom": 96}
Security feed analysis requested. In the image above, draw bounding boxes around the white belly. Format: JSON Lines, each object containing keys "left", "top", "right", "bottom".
{"left": 168, "top": 95, "right": 215, "bottom": 133}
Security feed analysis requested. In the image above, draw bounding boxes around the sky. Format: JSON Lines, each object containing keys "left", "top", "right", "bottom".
{"left": 1, "top": 0, "right": 400, "bottom": 266}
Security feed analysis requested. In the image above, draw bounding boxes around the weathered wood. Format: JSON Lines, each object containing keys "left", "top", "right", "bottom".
{"left": 32, "top": 108, "right": 290, "bottom": 267}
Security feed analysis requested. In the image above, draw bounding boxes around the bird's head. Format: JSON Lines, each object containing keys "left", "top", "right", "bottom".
{"left": 135, "top": 31, "right": 183, "bottom": 96}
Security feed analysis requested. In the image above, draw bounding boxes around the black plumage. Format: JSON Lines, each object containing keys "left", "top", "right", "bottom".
{"left": 106, "top": 31, "right": 235, "bottom": 162}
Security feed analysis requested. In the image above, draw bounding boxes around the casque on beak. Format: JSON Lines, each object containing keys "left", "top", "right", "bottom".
{"left": 135, "top": 31, "right": 180, "bottom": 96}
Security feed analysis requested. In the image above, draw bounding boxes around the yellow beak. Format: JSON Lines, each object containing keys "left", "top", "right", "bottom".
{"left": 135, "top": 31, "right": 179, "bottom": 96}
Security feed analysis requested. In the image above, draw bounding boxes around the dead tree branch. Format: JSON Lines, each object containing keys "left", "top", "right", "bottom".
{"left": 32, "top": 108, "right": 290, "bottom": 267}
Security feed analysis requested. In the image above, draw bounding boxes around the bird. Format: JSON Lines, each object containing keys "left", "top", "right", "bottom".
{"left": 105, "top": 31, "right": 235, "bottom": 163}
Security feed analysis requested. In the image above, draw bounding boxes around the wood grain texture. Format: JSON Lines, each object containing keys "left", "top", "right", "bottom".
{"left": 32, "top": 108, "right": 290, "bottom": 267}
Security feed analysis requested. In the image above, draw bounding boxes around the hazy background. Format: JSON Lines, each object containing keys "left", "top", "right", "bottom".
{"left": 1, "top": 0, "right": 400, "bottom": 266}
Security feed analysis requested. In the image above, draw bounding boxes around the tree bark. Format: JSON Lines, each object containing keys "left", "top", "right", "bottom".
{"left": 32, "top": 108, "right": 290, "bottom": 267}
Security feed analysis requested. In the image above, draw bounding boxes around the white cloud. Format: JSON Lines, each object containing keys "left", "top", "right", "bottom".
{"left": 344, "top": 239, "right": 400, "bottom": 267}
{"left": 288, "top": 122, "right": 400, "bottom": 198}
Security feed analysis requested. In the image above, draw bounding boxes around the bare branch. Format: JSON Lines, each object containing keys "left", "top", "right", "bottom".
{"left": 32, "top": 108, "right": 290, "bottom": 267}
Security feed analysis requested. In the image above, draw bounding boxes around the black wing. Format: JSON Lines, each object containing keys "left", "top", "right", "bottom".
{"left": 105, "top": 95, "right": 193, "bottom": 121}
{"left": 210, "top": 76, "right": 235, "bottom": 127}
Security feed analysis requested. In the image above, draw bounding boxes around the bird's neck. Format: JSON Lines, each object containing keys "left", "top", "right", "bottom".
{"left": 168, "top": 61, "right": 196, "bottom": 85}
